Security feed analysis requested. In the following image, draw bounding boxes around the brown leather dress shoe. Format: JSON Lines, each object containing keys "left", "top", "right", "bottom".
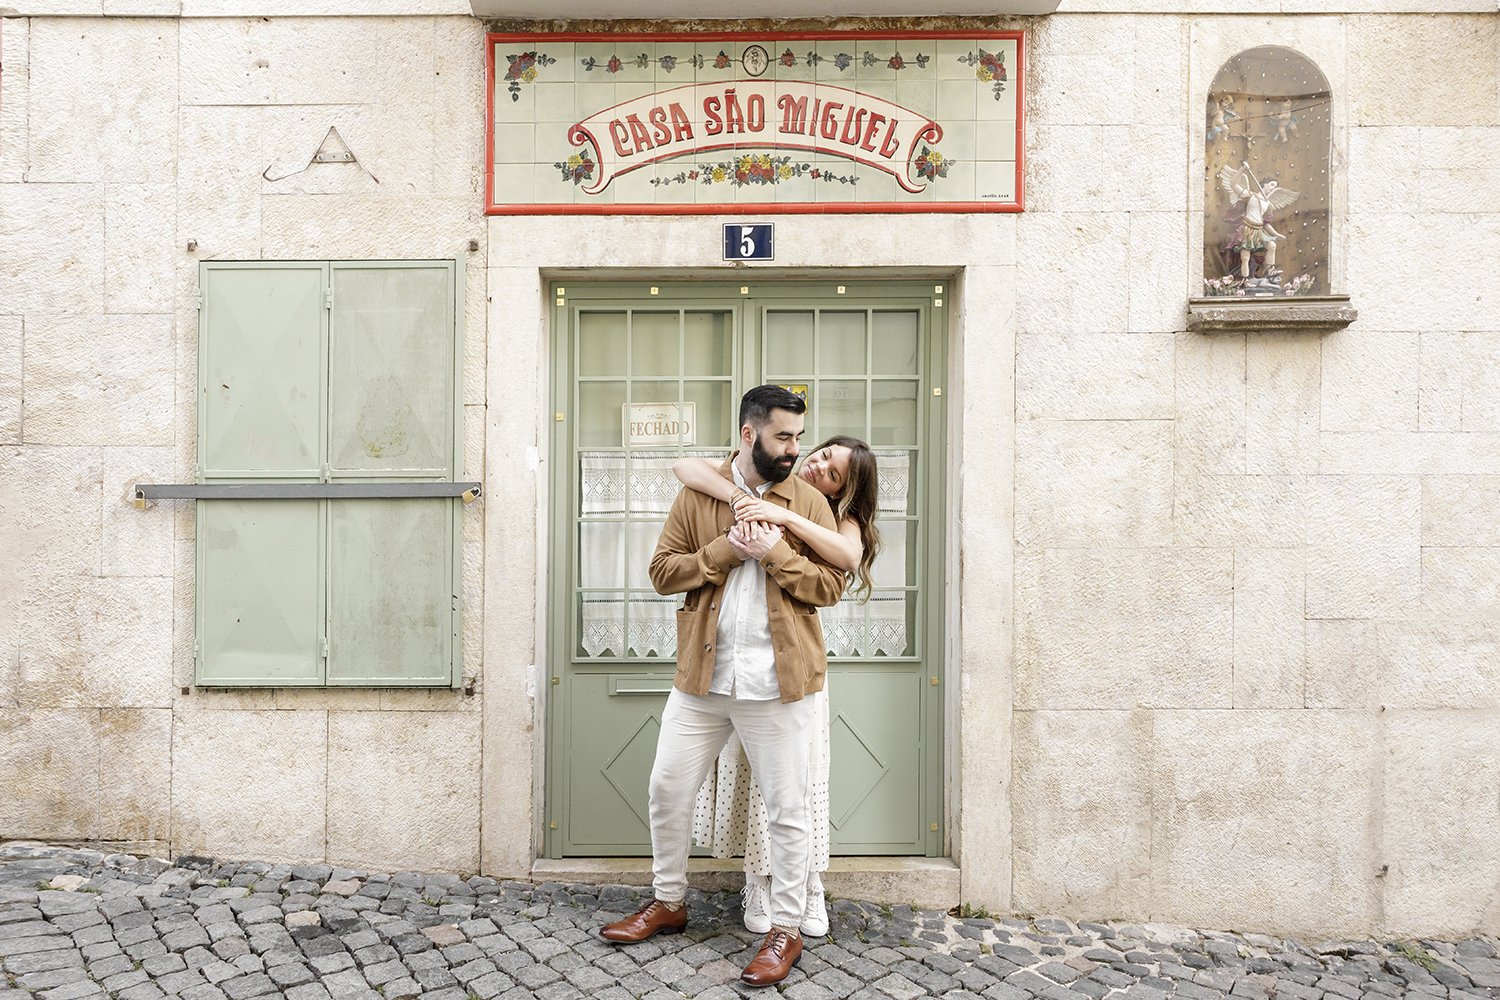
{"left": 740, "top": 928, "right": 802, "bottom": 986}
{"left": 598, "top": 900, "right": 688, "bottom": 943}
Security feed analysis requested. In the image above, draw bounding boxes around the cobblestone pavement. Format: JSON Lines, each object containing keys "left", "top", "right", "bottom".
{"left": 3, "top": 844, "right": 1498, "bottom": 1000}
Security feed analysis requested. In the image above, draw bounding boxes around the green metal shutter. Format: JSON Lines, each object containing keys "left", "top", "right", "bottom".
{"left": 196, "top": 261, "right": 461, "bottom": 687}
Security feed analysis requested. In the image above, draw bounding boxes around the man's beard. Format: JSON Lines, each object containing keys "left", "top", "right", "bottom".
{"left": 751, "top": 433, "right": 796, "bottom": 484}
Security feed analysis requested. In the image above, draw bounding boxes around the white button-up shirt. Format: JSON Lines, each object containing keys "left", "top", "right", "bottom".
{"left": 707, "top": 461, "right": 780, "bottom": 700}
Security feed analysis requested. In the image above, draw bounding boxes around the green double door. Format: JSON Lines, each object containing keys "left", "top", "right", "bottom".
{"left": 546, "top": 280, "right": 945, "bottom": 858}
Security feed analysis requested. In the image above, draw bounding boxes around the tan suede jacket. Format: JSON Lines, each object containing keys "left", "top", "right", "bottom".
{"left": 648, "top": 454, "right": 848, "bottom": 703}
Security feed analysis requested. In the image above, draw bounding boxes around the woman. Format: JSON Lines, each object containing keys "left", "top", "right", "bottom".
{"left": 673, "top": 436, "right": 881, "bottom": 937}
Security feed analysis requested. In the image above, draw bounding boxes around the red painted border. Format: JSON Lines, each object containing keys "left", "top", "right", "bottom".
{"left": 485, "top": 29, "right": 1025, "bottom": 217}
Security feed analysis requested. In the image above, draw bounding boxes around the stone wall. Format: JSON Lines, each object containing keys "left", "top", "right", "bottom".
{"left": 2, "top": 4, "right": 1498, "bottom": 939}
{"left": 0, "top": 13, "right": 492, "bottom": 874}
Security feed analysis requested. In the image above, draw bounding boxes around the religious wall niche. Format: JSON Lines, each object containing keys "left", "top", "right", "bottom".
{"left": 1203, "top": 46, "right": 1331, "bottom": 298}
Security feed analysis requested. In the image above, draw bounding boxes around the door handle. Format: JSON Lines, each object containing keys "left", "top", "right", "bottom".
{"left": 608, "top": 675, "right": 674, "bottom": 696}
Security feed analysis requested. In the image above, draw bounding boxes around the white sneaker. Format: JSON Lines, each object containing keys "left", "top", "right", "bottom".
{"left": 741, "top": 874, "right": 772, "bottom": 934}
{"left": 801, "top": 873, "right": 829, "bottom": 937}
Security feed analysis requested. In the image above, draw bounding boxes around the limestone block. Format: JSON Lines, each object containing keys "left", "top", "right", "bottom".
{"left": 98, "top": 708, "right": 171, "bottom": 842}
{"left": 1349, "top": 15, "right": 1499, "bottom": 127}
{"left": 1246, "top": 333, "right": 1319, "bottom": 475}
{"left": 0, "top": 19, "right": 29, "bottom": 185}
{"left": 101, "top": 447, "right": 174, "bottom": 578}
{"left": 1460, "top": 331, "right": 1500, "bottom": 431}
{"left": 1015, "top": 419, "right": 1173, "bottom": 547}
{"left": 176, "top": 106, "right": 270, "bottom": 195}
{"left": 1322, "top": 431, "right": 1500, "bottom": 476}
{"left": 1305, "top": 618, "right": 1379, "bottom": 709}
{"left": 1011, "top": 710, "right": 1151, "bottom": 919}
{"left": 1015, "top": 548, "right": 1233, "bottom": 710}
{"left": 0, "top": 317, "right": 20, "bottom": 445}
{"left": 1421, "top": 546, "right": 1500, "bottom": 619}
{"left": 1174, "top": 473, "right": 1303, "bottom": 549}
{"left": 0, "top": 710, "right": 100, "bottom": 840}
{"left": 1381, "top": 709, "right": 1500, "bottom": 937}
{"left": 326, "top": 711, "right": 481, "bottom": 873}
{"left": 432, "top": 17, "right": 488, "bottom": 199}
{"left": 105, "top": 185, "right": 175, "bottom": 314}
{"left": 1319, "top": 329, "right": 1419, "bottom": 432}
{"left": 1233, "top": 549, "right": 1305, "bottom": 709}
{"left": 1030, "top": 50, "right": 1133, "bottom": 127}
{"left": 0, "top": 445, "right": 103, "bottom": 582}
{"left": 179, "top": 16, "right": 436, "bottom": 107}
{"left": 0, "top": 183, "right": 105, "bottom": 315}
{"left": 172, "top": 709, "right": 327, "bottom": 862}
{"left": 1127, "top": 212, "right": 1189, "bottom": 333}
{"left": 1348, "top": 213, "right": 1500, "bottom": 332}
{"left": 179, "top": 0, "right": 466, "bottom": 12}
{"left": 1423, "top": 475, "right": 1500, "bottom": 546}
{"left": 260, "top": 194, "right": 480, "bottom": 261}
{"left": 1304, "top": 474, "right": 1420, "bottom": 619}
{"left": 1106, "top": 130, "right": 1188, "bottom": 215}
{"left": 258, "top": 103, "right": 430, "bottom": 197}
{"left": 1131, "top": 18, "right": 1185, "bottom": 127}
{"left": 1378, "top": 622, "right": 1500, "bottom": 710}
{"left": 103, "top": 0, "right": 180, "bottom": 13}
{"left": 272, "top": 689, "right": 381, "bottom": 711}
{"left": 28, "top": 19, "right": 178, "bottom": 184}
{"left": 1029, "top": 13, "right": 1136, "bottom": 57}
{"left": 463, "top": 261, "right": 486, "bottom": 407}
{"left": 1305, "top": 474, "right": 1420, "bottom": 545}
{"left": 176, "top": 193, "right": 263, "bottom": 265}
{"left": 379, "top": 687, "right": 475, "bottom": 712}
{"left": 1016, "top": 332, "right": 1174, "bottom": 420}
{"left": 1174, "top": 330, "right": 1246, "bottom": 476}
{"left": 24, "top": 314, "right": 173, "bottom": 446}
{"left": 20, "top": 575, "right": 173, "bottom": 709}
{"left": 1150, "top": 709, "right": 1377, "bottom": 937}
{"left": 1015, "top": 213, "right": 1130, "bottom": 336}
{"left": 1347, "top": 126, "right": 1421, "bottom": 214}
{"left": 462, "top": 504, "right": 483, "bottom": 675}
{"left": 1023, "top": 124, "right": 1109, "bottom": 214}
{"left": 1419, "top": 331, "right": 1463, "bottom": 432}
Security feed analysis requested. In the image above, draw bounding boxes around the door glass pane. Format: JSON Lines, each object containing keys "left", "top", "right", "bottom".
{"left": 818, "top": 312, "right": 867, "bottom": 376}
{"left": 631, "top": 312, "right": 680, "bottom": 377}
{"left": 682, "top": 380, "right": 733, "bottom": 449}
{"left": 872, "top": 311, "right": 919, "bottom": 376}
{"left": 871, "top": 381, "right": 919, "bottom": 446}
{"left": 818, "top": 380, "right": 867, "bottom": 438}
{"left": 683, "top": 311, "right": 732, "bottom": 376}
{"left": 328, "top": 264, "right": 454, "bottom": 476}
{"left": 626, "top": 520, "right": 666, "bottom": 590}
{"left": 764, "top": 310, "right": 812, "bottom": 370}
{"left": 579, "top": 520, "right": 626, "bottom": 590}
{"left": 874, "top": 450, "right": 917, "bottom": 516}
{"left": 872, "top": 519, "right": 918, "bottom": 588}
{"left": 627, "top": 591, "right": 678, "bottom": 658}
{"left": 578, "top": 312, "right": 626, "bottom": 377}
{"left": 825, "top": 593, "right": 912, "bottom": 658}
{"left": 579, "top": 590, "right": 624, "bottom": 658}
{"left": 577, "top": 381, "right": 626, "bottom": 447}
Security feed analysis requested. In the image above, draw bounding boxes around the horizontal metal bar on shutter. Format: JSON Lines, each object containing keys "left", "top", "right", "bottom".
{"left": 133, "top": 482, "right": 482, "bottom": 502}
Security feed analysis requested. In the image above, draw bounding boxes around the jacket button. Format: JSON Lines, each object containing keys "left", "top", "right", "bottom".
{"left": 704, "top": 643, "right": 712, "bottom": 651}
{"left": 710, "top": 603, "right": 716, "bottom": 610}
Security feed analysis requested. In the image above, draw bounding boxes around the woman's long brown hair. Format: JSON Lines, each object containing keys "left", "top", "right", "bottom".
{"left": 810, "top": 435, "right": 882, "bottom": 602}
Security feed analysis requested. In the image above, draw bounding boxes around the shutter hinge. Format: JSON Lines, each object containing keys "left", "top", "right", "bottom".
{"left": 195, "top": 292, "right": 203, "bottom": 311}
{"left": 321, "top": 638, "right": 330, "bottom": 659}
{"left": 325, "top": 289, "right": 334, "bottom": 310}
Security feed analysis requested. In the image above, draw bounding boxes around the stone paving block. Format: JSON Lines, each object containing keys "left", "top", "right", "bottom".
{"left": 37, "top": 983, "right": 106, "bottom": 1000}
{"left": 178, "top": 989, "right": 228, "bottom": 1000}
{"left": 469, "top": 970, "right": 517, "bottom": 998}
{"left": 102, "top": 969, "right": 152, "bottom": 992}
{"left": 870, "top": 972, "right": 924, "bottom": 1000}
{"left": 220, "top": 973, "right": 277, "bottom": 1000}
{"left": 383, "top": 977, "right": 422, "bottom": 999}
{"left": 116, "top": 985, "right": 167, "bottom": 1000}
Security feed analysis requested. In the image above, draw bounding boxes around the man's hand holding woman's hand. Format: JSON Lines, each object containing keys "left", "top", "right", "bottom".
{"left": 726, "top": 521, "right": 784, "bottom": 561}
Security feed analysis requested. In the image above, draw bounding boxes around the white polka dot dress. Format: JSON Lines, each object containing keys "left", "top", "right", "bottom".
{"left": 692, "top": 685, "right": 831, "bottom": 876}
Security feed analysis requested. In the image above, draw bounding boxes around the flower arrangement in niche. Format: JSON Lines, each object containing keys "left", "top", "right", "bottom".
{"left": 1201, "top": 272, "right": 1316, "bottom": 297}
{"left": 556, "top": 150, "right": 595, "bottom": 186}
{"left": 912, "top": 146, "right": 951, "bottom": 181}
{"left": 504, "top": 51, "right": 555, "bottom": 101}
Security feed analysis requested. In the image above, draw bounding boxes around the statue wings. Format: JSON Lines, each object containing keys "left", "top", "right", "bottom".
{"left": 1218, "top": 163, "right": 1299, "bottom": 210}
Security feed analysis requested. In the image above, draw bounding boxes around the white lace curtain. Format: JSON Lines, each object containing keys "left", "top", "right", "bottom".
{"left": 577, "top": 450, "right": 911, "bottom": 658}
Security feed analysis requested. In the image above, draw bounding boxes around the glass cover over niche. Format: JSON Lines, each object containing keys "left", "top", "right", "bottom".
{"left": 1203, "top": 46, "right": 1331, "bottom": 298}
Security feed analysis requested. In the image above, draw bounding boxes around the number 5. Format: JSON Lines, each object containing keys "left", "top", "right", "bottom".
{"left": 739, "top": 227, "right": 756, "bottom": 257}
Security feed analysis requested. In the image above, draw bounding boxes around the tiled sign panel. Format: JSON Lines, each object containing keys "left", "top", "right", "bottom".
{"left": 486, "top": 32, "right": 1023, "bottom": 215}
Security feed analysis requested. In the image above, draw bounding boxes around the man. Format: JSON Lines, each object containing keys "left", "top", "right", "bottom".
{"left": 598, "top": 385, "right": 847, "bottom": 987}
{"left": 1219, "top": 160, "right": 1300, "bottom": 287}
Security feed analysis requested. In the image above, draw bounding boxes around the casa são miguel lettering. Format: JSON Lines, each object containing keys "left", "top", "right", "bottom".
{"left": 568, "top": 80, "right": 943, "bottom": 196}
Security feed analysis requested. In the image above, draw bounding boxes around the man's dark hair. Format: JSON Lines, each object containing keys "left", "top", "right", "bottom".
{"left": 739, "top": 384, "right": 806, "bottom": 431}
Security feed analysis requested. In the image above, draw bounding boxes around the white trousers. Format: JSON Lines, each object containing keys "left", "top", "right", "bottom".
{"left": 649, "top": 688, "right": 814, "bottom": 929}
